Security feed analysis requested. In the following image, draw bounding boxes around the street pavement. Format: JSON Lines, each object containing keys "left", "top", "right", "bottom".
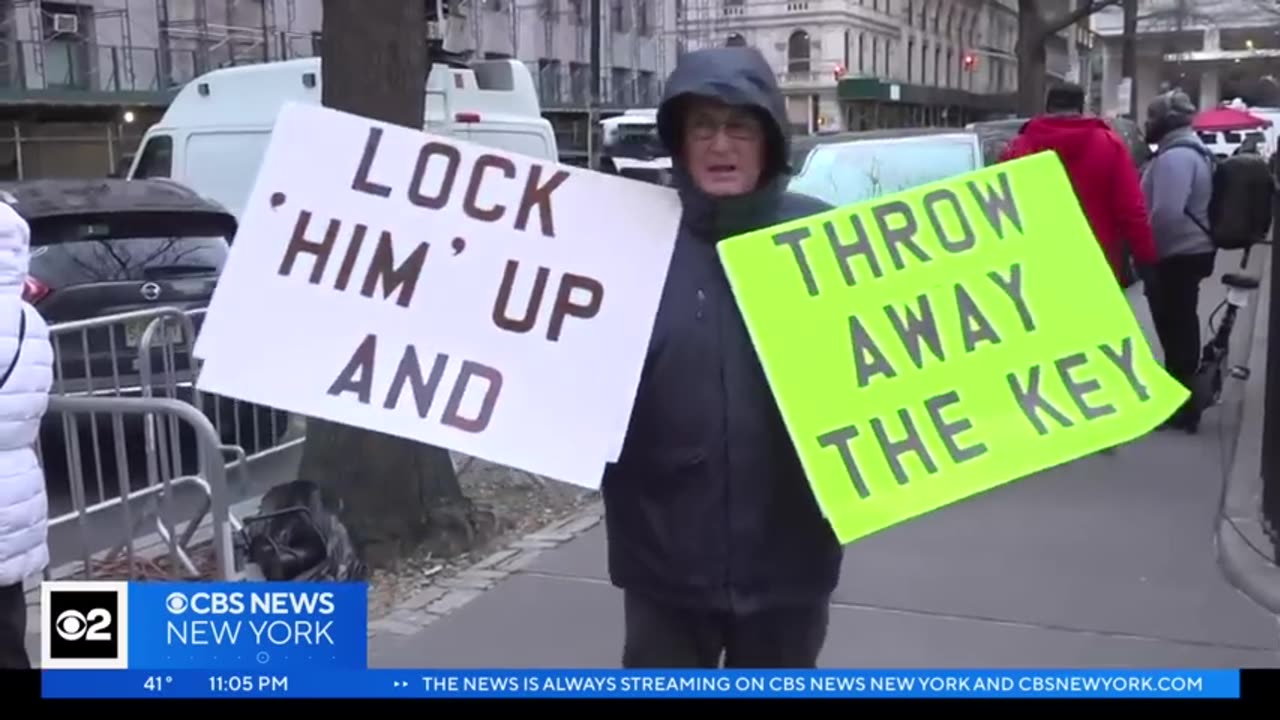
{"left": 371, "top": 249, "right": 1280, "bottom": 669}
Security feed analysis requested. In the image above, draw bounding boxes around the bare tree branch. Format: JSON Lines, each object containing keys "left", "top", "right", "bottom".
{"left": 1042, "top": 0, "right": 1123, "bottom": 35}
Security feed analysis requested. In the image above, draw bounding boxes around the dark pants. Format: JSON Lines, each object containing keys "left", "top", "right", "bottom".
{"left": 1143, "top": 251, "right": 1216, "bottom": 426}
{"left": 621, "top": 591, "right": 830, "bottom": 668}
{"left": 0, "top": 582, "right": 30, "bottom": 670}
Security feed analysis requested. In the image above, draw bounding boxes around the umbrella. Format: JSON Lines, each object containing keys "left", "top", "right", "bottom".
{"left": 1193, "top": 106, "right": 1272, "bottom": 132}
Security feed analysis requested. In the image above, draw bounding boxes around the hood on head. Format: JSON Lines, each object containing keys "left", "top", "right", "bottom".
{"left": 0, "top": 202, "right": 30, "bottom": 298}
{"left": 1145, "top": 90, "right": 1196, "bottom": 143}
{"left": 656, "top": 46, "right": 791, "bottom": 187}
{"left": 1016, "top": 115, "right": 1115, "bottom": 165}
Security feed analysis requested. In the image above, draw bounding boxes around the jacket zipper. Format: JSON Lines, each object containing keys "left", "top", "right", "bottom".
{"left": 712, "top": 281, "right": 734, "bottom": 611}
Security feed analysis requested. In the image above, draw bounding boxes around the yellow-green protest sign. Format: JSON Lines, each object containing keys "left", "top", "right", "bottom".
{"left": 717, "top": 150, "right": 1188, "bottom": 545}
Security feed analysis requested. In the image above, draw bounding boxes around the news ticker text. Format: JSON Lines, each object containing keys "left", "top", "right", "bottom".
{"left": 41, "top": 669, "right": 1240, "bottom": 699}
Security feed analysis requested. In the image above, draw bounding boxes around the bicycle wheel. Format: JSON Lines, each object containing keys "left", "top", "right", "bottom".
{"left": 1190, "top": 361, "right": 1223, "bottom": 411}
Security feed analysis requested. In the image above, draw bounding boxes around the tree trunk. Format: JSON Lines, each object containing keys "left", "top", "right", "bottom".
{"left": 301, "top": 0, "right": 496, "bottom": 570}
{"left": 1016, "top": 0, "right": 1049, "bottom": 116}
{"left": 1121, "top": 0, "right": 1138, "bottom": 118}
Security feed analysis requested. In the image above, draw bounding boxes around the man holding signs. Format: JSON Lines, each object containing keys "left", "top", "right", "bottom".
{"left": 717, "top": 150, "right": 1188, "bottom": 549}
{"left": 600, "top": 47, "right": 843, "bottom": 669}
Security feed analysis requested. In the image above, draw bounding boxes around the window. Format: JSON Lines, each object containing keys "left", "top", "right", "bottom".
{"left": 611, "top": 0, "right": 628, "bottom": 32}
{"left": 789, "top": 136, "right": 981, "bottom": 207}
{"left": 184, "top": 131, "right": 272, "bottom": 218}
{"left": 131, "top": 135, "right": 173, "bottom": 179}
{"left": 787, "top": 30, "right": 811, "bottom": 74}
{"left": 537, "top": 59, "right": 561, "bottom": 105}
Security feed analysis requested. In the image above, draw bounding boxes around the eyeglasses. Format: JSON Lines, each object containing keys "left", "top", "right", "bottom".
{"left": 686, "top": 112, "right": 763, "bottom": 141}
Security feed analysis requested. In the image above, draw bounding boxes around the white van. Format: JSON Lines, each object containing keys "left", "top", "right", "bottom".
{"left": 600, "top": 109, "right": 670, "bottom": 184}
{"left": 127, "top": 57, "right": 559, "bottom": 218}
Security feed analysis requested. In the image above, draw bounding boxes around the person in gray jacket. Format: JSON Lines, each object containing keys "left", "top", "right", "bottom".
{"left": 1139, "top": 90, "right": 1217, "bottom": 433}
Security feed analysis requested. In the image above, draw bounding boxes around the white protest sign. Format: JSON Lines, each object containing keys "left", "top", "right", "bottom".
{"left": 193, "top": 102, "right": 681, "bottom": 488}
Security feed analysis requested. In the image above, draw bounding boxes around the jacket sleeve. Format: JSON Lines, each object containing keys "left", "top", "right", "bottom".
{"left": 998, "top": 136, "right": 1029, "bottom": 162}
{"left": 1109, "top": 138, "right": 1158, "bottom": 266}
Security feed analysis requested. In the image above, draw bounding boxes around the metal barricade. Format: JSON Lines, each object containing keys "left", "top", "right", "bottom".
{"left": 41, "top": 394, "right": 237, "bottom": 581}
{"left": 42, "top": 306, "right": 303, "bottom": 581}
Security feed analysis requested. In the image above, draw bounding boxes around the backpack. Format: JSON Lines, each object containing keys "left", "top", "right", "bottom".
{"left": 1161, "top": 138, "right": 1274, "bottom": 250}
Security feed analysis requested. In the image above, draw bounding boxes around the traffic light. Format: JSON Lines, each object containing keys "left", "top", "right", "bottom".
{"left": 962, "top": 52, "right": 977, "bottom": 71}
{"left": 833, "top": 63, "right": 847, "bottom": 80}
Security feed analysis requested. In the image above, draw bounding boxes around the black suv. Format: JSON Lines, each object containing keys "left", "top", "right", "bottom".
{"left": 1, "top": 178, "right": 286, "bottom": 473}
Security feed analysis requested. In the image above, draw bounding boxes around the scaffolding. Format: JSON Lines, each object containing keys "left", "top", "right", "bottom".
{"left": 156, "top": 0, "right": 315, "bottom": 87}
{"left": 441, "top": 0, "right": 671, "bottom": 111}
{"left": 0, "top": 0, "right": 142, "bottom": 91}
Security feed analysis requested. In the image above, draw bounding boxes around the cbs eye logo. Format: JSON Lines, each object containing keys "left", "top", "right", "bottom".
{"left": 55, "top": 607, "right": 112, "bottom": 641}
{"left": 44, "top": 585, "right": 122, "bottom": 663}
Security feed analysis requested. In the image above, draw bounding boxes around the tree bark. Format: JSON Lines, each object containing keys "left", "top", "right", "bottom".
{"left": 1122, "top": 0, "right": 1138, "bottom": 118}
{"left": 301, "top": 0, "right": 496, "bottom": 570}
{"left": 1016, "top": 0, "right": 1049, "bottom": 116}
{"left": 1016, "top": 0, "right": 1123, "bottom": 116}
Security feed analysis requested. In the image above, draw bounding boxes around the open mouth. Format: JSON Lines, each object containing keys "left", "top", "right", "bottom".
{"left": 708, "top": 164, "right": 738, "bottom": 176}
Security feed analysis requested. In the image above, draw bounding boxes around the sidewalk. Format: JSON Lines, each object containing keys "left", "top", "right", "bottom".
{"left": 369, "top": 249, "right": 1280, "bottom": 669}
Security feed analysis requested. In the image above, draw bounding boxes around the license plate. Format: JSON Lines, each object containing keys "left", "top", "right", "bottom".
{"left": 1227, "top": 287, "right": 1250, "bottom": 309}
{"left": 124, "top": 319, "right": 184, "bottom": 348}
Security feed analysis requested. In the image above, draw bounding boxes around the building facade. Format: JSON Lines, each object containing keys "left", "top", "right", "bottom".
{"left": 674, "top": 0, "right": 1093, "bottom": 133}
{"left": 0, "top": 0, "right": 323, "bottom": 179}
{"left": 1092, "top": 0, "right": 1280, "bottom": 118}
{"left": 0, "top": 0, "right": 677, "bottom": 177}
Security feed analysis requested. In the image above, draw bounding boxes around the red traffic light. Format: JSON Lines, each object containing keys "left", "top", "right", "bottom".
{"left": 962, "top": 52, "right": 977, "bottom": 70}
{"left": 833, "top": 63, "right": 847, "bottom": 80}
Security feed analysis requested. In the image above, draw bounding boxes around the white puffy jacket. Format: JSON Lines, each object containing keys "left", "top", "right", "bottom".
{"left": 0, "top": 202, "right": 53, "bottom": 587}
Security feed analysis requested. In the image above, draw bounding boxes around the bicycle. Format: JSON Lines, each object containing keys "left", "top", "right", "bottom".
{"left": 1188, "top": 240, "right": 1269, "bottom": 413}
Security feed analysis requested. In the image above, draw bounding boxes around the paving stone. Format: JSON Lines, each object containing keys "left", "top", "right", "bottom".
{"left": 368, "top": 618, "right": 420, "bottom": 636}
{"left": 387, "top": 610, "right": 437, "bottom": 631}
{"left": 459, "top": 569, "right": 508, "bottom": 582}
{"left": 400, "top": 587, "right": 447, "bottom": 610}
{"left": 497, "top": 550, "right": 545, "bottom": 572}
{"left": 438, "top": 574, "right": 495, "bottom": 591}
{"left": 428, "top": 588, "right": 484, "bottom": 614}
{"left": 473, "top": 549, "right": 519, "bottom": 569}
{"left": 510, "top": 538, "right": 559, "bottom": 550}
{"left": 526, "top": 530, "right": 575, "bottom": 543}
{"left": 557, "top": 514, "right": 602, "bottom": 536}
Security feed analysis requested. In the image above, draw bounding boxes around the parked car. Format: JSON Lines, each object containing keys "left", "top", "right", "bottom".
{"left": 0, "top": 177, "right": 287, "bottom": 478}
{"left": 788, "top": 127, "right": 985, "bottom": 207}
{"left": 967, "top": 115, "right": 1150, "bottom": 168}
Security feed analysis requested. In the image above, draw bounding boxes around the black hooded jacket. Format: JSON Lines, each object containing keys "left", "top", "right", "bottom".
{"left": 600, "top": 47, "right": 844, "bottom": 613}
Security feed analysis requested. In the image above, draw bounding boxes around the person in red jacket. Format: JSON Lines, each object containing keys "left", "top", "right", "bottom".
{"left": 999, "top": 83, "right": 1157, "bottom": 287}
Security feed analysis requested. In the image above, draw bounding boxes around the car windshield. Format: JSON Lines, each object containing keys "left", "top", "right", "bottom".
{"left": 788, "top": 136, "right": 979, "bottom": 207}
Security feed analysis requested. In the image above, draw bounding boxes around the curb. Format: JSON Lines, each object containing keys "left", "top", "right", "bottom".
{"left": 365, "top": 501, "right": 604, "bottom": 645}
{"left": 1216, "top": 244, "right": 1280, "bottom": 614}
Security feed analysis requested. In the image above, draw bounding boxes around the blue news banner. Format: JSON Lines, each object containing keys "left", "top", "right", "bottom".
{"left": 38, "top": 581, "right": 1242, "bottom": 699}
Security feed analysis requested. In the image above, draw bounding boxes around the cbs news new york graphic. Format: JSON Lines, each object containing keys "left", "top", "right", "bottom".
{"left": 33, "top": 581, "right": 1254, "bottom": 700}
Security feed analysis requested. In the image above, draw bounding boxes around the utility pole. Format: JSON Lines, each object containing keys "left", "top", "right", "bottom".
{"left": 1122, "top": 0, "right": 1138, "bottom": 118}
{"left": 588, "top": 0, "right": 601, "bottom": 170}
{"left": 1265, "top": 160, "right": 1280, "bottom": 558}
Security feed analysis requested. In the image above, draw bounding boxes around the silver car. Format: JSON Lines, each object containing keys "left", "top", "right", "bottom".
{"left": 788, "top": 128, "right": 984, "bottom": 208}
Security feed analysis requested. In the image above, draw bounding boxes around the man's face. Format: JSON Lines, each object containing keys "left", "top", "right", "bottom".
{"left": 681, "top": 98, "right": 766, "bottom": 197}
